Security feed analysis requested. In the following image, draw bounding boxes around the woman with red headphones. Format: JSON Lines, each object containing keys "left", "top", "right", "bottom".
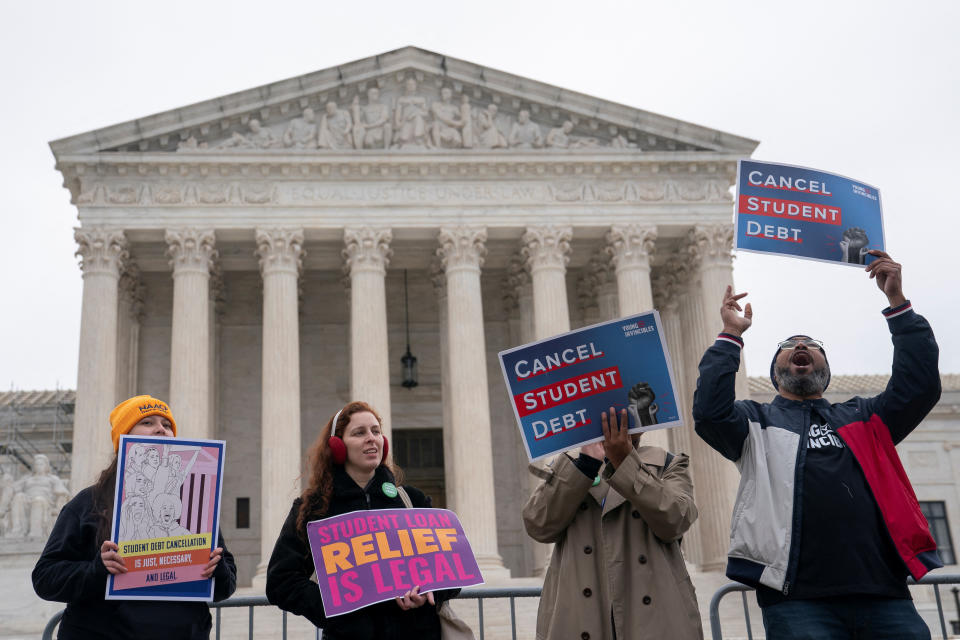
{"left": 265, "top": 400, "right": 458, "bottom": 639}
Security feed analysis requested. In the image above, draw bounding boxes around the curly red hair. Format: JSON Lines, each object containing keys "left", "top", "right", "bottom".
{"left": 296, "top": 401, "right": 402, "bottom": 537}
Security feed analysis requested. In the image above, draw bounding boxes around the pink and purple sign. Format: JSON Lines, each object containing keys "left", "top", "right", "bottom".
{"left": 107, "top": 434, "right": 225, "bottom": 601}
{"left": 307, "top": 508, "right": 483, "bottom": 617}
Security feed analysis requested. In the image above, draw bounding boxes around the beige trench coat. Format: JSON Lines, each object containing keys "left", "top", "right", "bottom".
{"left": 523, "top": 445, "right": 703, "bottom": 640}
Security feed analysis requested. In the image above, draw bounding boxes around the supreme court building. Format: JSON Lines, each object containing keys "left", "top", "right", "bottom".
{"left": 51, "top": 47, "right": 760, "bottom": 586}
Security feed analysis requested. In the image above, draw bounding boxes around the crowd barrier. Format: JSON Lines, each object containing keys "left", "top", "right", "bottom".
{"left": 708, "top": 573, "right": 960, "bottom": 640}
{"left": 42, "top": 585, "right": 543, "bottom": 640}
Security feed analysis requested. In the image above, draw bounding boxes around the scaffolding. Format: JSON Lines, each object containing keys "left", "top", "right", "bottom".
{"left": 0, "top": 389, "right": 74, "bottom": 479}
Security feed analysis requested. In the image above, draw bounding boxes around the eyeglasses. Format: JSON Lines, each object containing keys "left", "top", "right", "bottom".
{"left": 777, "top": 338, "right": 824, "bottom": 351}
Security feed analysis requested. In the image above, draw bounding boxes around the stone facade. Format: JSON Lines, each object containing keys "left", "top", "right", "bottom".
{"left": 47, "top": 47, "right": 767, "bottom": 585}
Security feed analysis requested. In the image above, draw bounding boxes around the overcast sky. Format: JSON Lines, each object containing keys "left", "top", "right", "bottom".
{"left": 2, "top": 0, "right": 958, "bottom": 390}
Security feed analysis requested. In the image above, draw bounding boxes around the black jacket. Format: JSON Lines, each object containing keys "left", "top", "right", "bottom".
{"left": 33, "top": 486, "right": 237, "bottom": 640}
{"left": 266, "top": 465, "right": 458, "bottom": 640}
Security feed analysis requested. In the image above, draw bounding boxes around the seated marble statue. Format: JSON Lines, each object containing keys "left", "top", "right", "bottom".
{"left": 509, "top": 110, "right": 543, "bottom": 149}
{"left": 8, "top": 454, "right": 69, "bottom": 539}
{"left": 318, "top": 101, "right": 354, "bottom": 150}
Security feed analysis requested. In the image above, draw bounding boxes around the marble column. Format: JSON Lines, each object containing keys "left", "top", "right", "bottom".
{"left": 116, "top": 263, "right": 144, "bottom": 403}
{"left": 72, "top": 227, "right": 127, "bottom": 492}
{"left": 606, "top": 224, "right": 669, "bottom": 449}
{"left": 521, "top": 225, "right": 573, "bottom": 339}
{"left": 342, "top": 227, "right": 393, "bottom": 439}
{"left": 606, "top": 224, "right": 656, "bottom": 316}
{"left": 253, "top": 227, "right": 305, "bottom": 586}
{"left": 437, "top": 226, "right": 509, "bottom": 578}
{"left": 653, "top": 261, "right": 702, "bottom": 560}
{"left": 430, "top": 261, "right": 455, "bottom": 511}
{"left": 505, "top": 258, "right": 549, "bottom": 577}
{"left": 679, "top": 224, "right": 743, "bottom": 571}
{"left": 166, "top": 228, "right": 217, "bottom": 439}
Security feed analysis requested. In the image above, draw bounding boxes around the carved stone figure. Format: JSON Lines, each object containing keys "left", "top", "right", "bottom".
{"left": 431, "top": 87, "right": 471, "bottom": 148}
{"left": 318, "top": 101, "right": 354, "bottom": 150}
{"left": 393, "top": 78, "right": 430, "bottom": 149}
{"left": 218, "top": 119, "right": 278, "bottom": 149}
{"left": 546, "top": 120, "right": 575, "bottom": 149}
{"left": 611, "top": 134, "right": 638, "bottom": 149}
{"left": 475, "top": 104, "right": 507, "bottom": 149}
{"left": 176, "top": 136, "right": 208, "bottom": 151}
{"left": 547, "top": 120, "right": 602, "bottom": 149}
{"left": 0, "top": 470, "right": 13, "bottom": 535}
{"left": 282, "top": 108, "right": 318, "bottom": 148}
{"left": 7, "top": 454, "right": 69, "bottom": 539}
{"left": 351, "top": 88, "right": 393, "bottom": 150}
{"left": 509, "top": 110, "right": 543, "bottom": 149}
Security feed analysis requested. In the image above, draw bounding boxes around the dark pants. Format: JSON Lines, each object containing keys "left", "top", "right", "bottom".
{"left": 761, "top": 596, "right": 930, "bottom": 640}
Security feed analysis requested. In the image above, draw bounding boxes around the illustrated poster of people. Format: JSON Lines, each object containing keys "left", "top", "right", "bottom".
{"left": 734, "top": 159, "right": 885, "bottom": 265}
{"left": 499, "top": 310, "right": 682, "bottom": 462}
{"left": 106, "top": 434, "right": 225, "bottom": 601}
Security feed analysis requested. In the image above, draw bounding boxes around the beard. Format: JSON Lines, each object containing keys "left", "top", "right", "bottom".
{"left": 775, "top": 363, "right": 830, "bottom": 397}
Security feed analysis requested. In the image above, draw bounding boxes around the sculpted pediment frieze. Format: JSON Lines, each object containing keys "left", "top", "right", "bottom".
{"left": 171, "top": 75, "right": 647, "bottom": 154}
{"left": 51, "top": 48, "right": 757, "bottom": 158}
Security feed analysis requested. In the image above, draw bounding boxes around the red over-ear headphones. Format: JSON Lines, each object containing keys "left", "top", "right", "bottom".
{"left": 328, "top": 408, "right": 389, "bottom": 465}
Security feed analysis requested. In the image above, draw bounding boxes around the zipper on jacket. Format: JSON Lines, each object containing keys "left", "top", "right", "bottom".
{"left": 782, "top": 406, "right": 809, "bottom": 595}
{"left": 365, "top": 492, "right": 371, "bottom": 510}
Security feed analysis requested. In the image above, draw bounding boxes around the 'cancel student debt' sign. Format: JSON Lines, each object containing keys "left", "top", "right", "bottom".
{"left": 499, "top": 311, "right": 682, "bottom": 462}
{"left": 735, "top": 159, "right": 885, "bottom": 266}
{"left": 307, "top": 508, "right": 483, "bottom": 617}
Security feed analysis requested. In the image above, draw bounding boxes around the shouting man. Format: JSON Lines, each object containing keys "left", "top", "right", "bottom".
{"left": 692, "top": 250, "right": 941, "bottom": 640}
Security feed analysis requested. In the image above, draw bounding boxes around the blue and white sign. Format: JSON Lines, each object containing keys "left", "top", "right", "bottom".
{"left": 498, "top": 311, "right": 682, "bottom": 462}
{"left": 735, "top": 159, "right": 885, "bottom": 266}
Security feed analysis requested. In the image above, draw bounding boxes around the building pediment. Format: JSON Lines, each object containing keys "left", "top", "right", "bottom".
{"left": 50, "top": 47, "right": 756, "bottom": 158}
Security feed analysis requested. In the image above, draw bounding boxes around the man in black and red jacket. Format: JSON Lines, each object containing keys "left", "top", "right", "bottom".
{"left": 693, "top": 249, "right": 941, "bottom": 640}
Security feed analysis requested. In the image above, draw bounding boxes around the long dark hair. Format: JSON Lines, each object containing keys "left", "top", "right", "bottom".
{"left": 90, "top": 455, "right": 119, "bottom": 547}
{"left": 296, "top": 401, "right": 403, "bottom": 538}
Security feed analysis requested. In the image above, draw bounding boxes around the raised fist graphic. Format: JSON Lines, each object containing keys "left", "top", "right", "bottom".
{"left": 627, "top": 382, "right": 659, "bottom": 427}
{"left": 839, "top": 227, "right": 870, "bottom": 264}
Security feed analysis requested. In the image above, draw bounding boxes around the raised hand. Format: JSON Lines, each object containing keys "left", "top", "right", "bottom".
{"left": 864, "top": 250, "right": 906, "bottom": 307}
{"left": 601, "top": 407, "right": 635, "bottom": 469}
{"left": 720, "top": 285, "right": 752, "bottom": 336}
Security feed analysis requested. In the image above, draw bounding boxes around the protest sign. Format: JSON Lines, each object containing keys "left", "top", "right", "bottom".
{"left": 107, "top": 435, "right": 225, "bottom": 601}
{"left": 735, "top": 159, "right": 885, "bottom": 265}
{"left": 499, "top": 311, "right": 682, "bottom": 462}
{"left": 307, "top": 508, "right": 483, "bottom": 617}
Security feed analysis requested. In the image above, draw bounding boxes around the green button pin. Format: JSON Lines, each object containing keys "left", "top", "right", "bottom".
{"left": 382, "top": 482, "right": 398, "bottom": 498}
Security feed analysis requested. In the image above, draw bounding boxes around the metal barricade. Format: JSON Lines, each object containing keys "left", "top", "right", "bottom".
{"left": 708, "top": 573, "right": 960, "bottom": 640}
{"left": 42, "top": 585, "right": 542, "bottom": 640}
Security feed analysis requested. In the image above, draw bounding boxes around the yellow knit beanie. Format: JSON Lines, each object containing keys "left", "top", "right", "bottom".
{"left": 110, "top": 395, "right": 177, "bottom": 452}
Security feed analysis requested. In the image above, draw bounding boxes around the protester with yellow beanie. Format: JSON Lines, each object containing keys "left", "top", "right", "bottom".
{"left": 32, "top": 395, "right": 236, "bottom": 640}
{"left": 109, "top": 394, "right": 178, "bottom": 452}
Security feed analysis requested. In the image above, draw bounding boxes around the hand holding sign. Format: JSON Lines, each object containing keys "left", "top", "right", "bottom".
{"left": 601, "top": 407, "right": 634, "bottom": 469}
{"left": 395, "top": 585, "right": 435, "bottom": 610}
{"left": 101, "top": 540, "right": 127, "bottom": 575}
{"left": 201, "top": 547, "right": 224, "bottom": 579}
{"left": 864, "top": 249, "right": 906, "bottom": 308}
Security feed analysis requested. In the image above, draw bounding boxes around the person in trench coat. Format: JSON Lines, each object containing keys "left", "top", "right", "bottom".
{"left": 523, "top": 406, "right": 703, "bottom": 640}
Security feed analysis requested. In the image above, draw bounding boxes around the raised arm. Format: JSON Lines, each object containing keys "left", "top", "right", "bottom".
{"left": 863, "top": 251, "right": 940, "bottom": 443}
{"left": 522, "top": 453, "right": 596, "bottom": 544}
{"left": 600, "top": 410, "right": 697, "bottom": 542}
{"left": 692, "top": 286, "right": 752, "bottom": 461}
